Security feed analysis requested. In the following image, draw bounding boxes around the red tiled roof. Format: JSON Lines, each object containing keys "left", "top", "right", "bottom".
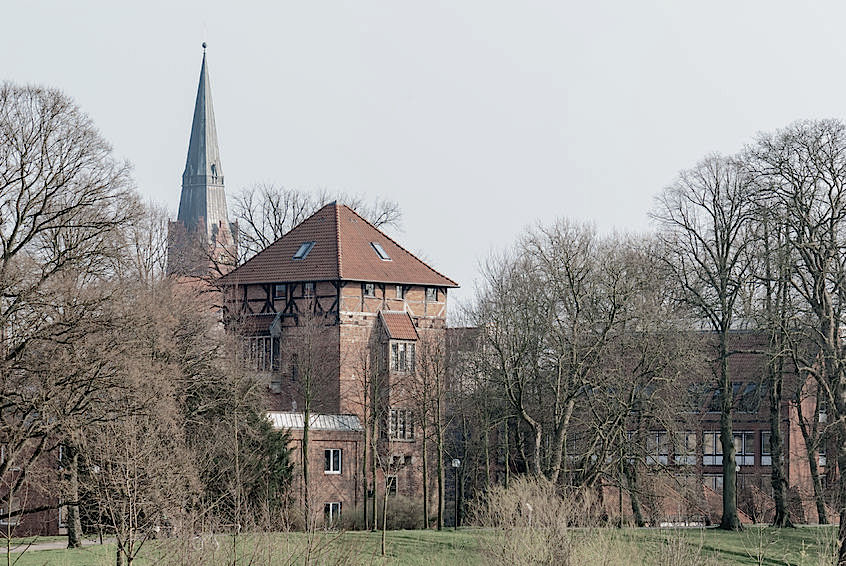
{"left": 220, "top": 203, "right": 457, "bottom": 287}
{"left": 379, "top": 311, "right": 419, "bottom": 341}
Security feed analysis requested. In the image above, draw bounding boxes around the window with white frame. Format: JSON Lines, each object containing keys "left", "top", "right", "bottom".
{"left": 733, "top": 431, "right": 754, "bottom": 466}
{"left": 303, "top": 282, "right": 315, "bottom": 297}
{"left": 324, "top": 449, "right": 342, "bottom": 475}
{"left": 646, "top": 431, "right": 669, "bottom": 465}
{"left": 241, "top": 336, "right": 278, "bottom": 372}
{"left": 363, "top": 283, "right": 376, "bottom": 298}
{"left": 389, "top": 409, "right": 414, "bottom": 440}
{"left": 703, "top": 431, "right": 722, "bottom": 466}
{"left": 273, "top": 283, "right": 287, "bottom": 300}
{"left": 324, "top": 502, "right": 341, "bottom": 524}
{"left": 761, "top": 431, "right": 772, "bottom": 466}
{"left": 674, "top": 431, "right": 697, "bottom": 465}
{"left": 396, "top": 285, "right": 405, "bottom": 300}
{"left": 425, "top": 287, "right": 437, "bottom": 302}
{"left": 819, "top": 444, "right": 827, "bottom": 467}
{"left": 390, "top": 341, "right": 416, "bottom": 373}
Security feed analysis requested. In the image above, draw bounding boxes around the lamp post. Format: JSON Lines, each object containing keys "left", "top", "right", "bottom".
{"left": 451, "top": 459, "right": 461, "bottom": 530}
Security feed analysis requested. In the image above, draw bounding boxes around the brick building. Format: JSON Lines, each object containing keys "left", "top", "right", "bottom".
{"left": 219, "top": 202, "right": 457, "bottom": 522}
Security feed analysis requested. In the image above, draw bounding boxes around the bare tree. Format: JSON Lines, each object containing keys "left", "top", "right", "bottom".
{"left": 0, "top": 82, "right": 135, "bottom": 542}
{"left": 748, "top": 120, "right": 846, "bottom": 557}
{"left": 652, "top": 154, "right": 756, "bottom": 530}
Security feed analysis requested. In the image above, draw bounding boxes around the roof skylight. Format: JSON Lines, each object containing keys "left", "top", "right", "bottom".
{"left": 293, "top": 241, "right": 316, "bottom": 260}
{"left": 371, "top": 242, "right": 391, "bottom": 261}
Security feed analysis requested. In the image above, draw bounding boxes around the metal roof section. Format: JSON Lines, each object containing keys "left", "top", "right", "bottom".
{"left": 177, "top": 43, "right": 229, "bottom": 239}
{"left": 267, "top": 412, "right": 363, "bottom": 432}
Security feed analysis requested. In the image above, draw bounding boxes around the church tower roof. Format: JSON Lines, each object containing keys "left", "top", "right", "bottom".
{"left": 177, "top": 43, "right": 228, "bottom": 238}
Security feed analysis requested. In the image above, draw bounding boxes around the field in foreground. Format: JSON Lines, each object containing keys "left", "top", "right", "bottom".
{"left": 4, "top": 526, "right": 840, "bottom": 566}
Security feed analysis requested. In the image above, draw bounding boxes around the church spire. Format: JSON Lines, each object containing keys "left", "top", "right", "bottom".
{"left": 177, "top": 42, "right": 228, "bottom": 237}
{"left": 168, "top": 44, "right": 237, "bottom": 277}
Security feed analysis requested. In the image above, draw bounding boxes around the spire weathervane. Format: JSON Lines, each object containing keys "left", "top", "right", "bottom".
{"left": 202, "top": 41, "right": 207, "bottom": 53}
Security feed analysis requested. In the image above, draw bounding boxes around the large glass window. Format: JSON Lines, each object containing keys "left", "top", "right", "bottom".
{"left": 242, "top": 336, "right": 278, "bottom": 372}
{"left": 646, "top": 431, "right": 669, "bottom": 465}
{"left": 389, "top": 409, "right": 414, "bottom": 440}
{"left": 390, "top": 342, "right": 416, "bottom": 373}
{"left": 674, "top": 431, "right": 697, "bottom": 465}
{"left": 703, "top": 431, "right": 722, "bottom": 466}
{"left": 734, "top": 431, "right": 754, "bottom": 466}
{"left": 761, "top": 431, "right": 772, "bottom": 466}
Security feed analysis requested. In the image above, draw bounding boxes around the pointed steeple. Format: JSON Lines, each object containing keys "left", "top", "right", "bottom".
{"left": 177, "top": 42, "right": 229, "bottom": 238}
{"left": 168, "top": 44, "right": 237, "bottom": 277}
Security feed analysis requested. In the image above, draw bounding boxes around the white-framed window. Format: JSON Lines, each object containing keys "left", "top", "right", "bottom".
{"left": 389, "top": 409, "right": 414, "bottom": 440}
{"left": 734, "top": 431, "right": 754, "bottom": 466}
{"left": 363, "top": 283, "right": 376, "bottom": 298}
{"left": 674, "top": 431, "right": 697, "bottom": 465}
{"left": 0, "top": 444, "right": 5, "bottom": 465}
{"left": 646, "top": 431, "right": 669, "bottom": 465}
{"left": 703, "top": 431, "right": 722, "bottom": 466}
{"left": 293, "top": 241, "right": 316, "bottom": 260}
{"left": 396, "top": 285, "right": 405, "bottom": 299}
{"left": 425, "top": 287, "right": 437, "bottom": 302}
{"left": 761, "top": 431, "right": 772, "bottom": 466}
{"left": 390, "top": 341, "right": 415, "bottom": 373}
{"left": 324, "top": 449, "right": 342, "bottom": 475}
{"left": 324, "top": 502, "right": 342, "bottom": 524}
{"left": 273, "top": 283, "right": 287, "bottom": 300}
{"left": 819, "top": 399, "right": 828, "bottom": 423}
{"left": 241, "top": 336, "right": 278, "bottom": 372}
{"left": 819, "top": 445, "right": 827, "bottom": 467}
{"left": 303, "top": 282, "right": 315, "bottom": 297}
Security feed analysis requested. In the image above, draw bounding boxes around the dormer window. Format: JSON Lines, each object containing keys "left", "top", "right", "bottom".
{"left": 293, "top": 241, "right": 316, "bottom": 260}
{"left": 371, "top": 242, "right": 391, "bottom": 261}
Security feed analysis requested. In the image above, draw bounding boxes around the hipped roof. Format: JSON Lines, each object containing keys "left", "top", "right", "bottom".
{"left": 220, "top": 203, "right": 457, "bottom": 287}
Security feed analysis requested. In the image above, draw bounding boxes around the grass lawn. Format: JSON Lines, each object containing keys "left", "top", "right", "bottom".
{"left": 2, "top": 526, "right": 839, "bottom": 566}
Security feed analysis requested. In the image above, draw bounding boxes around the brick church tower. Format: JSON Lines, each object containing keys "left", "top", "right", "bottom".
{"left": 167, "top": 44, "right": 237, "bottom": 277}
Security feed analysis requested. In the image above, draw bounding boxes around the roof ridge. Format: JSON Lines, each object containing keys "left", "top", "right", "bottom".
{"left": 337, "top": 204, "right": 458, "bottom": 287}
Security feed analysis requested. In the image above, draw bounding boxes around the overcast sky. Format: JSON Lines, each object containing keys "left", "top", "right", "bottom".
{"left": 5, "top": 2, "right": 846, "bottom": 307}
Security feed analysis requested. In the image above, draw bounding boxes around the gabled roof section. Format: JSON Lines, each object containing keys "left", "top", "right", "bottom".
{"left": 220, "top": 202, "right": 458, "bottom": 287}
{"left": 379, "top": 311, "right": 419, "bottom": 341}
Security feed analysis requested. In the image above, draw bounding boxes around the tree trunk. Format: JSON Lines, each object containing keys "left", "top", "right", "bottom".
{"left": 436, "top": 396, "right": 444, "bottom": 530}
{"left": 421, "top": 429, "right": 429, "bottom": 528}
{"left": 796, "top": 388, "right": 828, "bottom": 524}
{"left": 381, "top": 482, "right": 389, "bottom": 556}
{"left": 302, "top": 411, "right": 311, "bottom": 530}
{"left": 66, "top": 446, "right": 84, "bottom": 548}
{"left": 718, "top": 332, "right": 741, "bottom": 530}
{"left": 768, "top": 357, "right": 792, "bottom": 527}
